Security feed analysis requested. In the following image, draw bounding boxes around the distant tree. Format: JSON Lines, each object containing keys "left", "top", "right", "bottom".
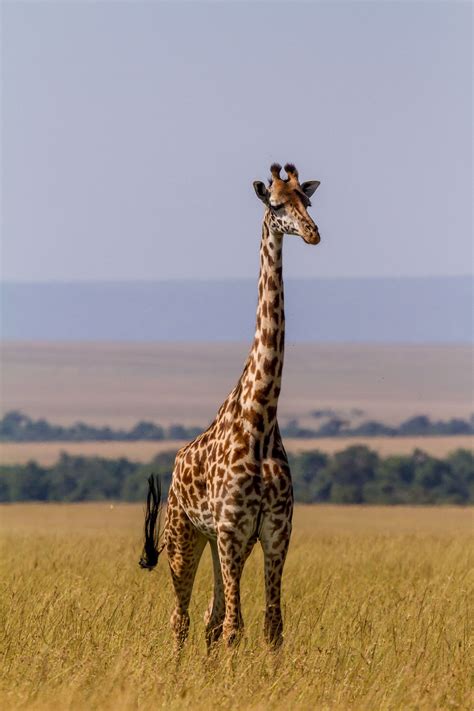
{"left": 447, "top": 449, "right": 474, "bottom": 483}
{"left": 444, "top": 449, "right": 474, "bottom": 503}
{"left": 0, "top": 411, "right": 30, "bottom": 440}
{"left": 350, "top": 408, "right": 365, "bottom": 418}
{"left": 325, "top": 445, "right": 379, "bottom": 503}
{"left": 317, "top": 418, "right": 347, "bottom": 437}
{"left": 121, "top": 463, "right": 155, "bottom": 501}
{"left": 435, "top": 418, "right": 473, "bottom": 435}
{"left": 349, "top": 420, "right": 396, "bottom": 437}
{"left": 167, "top": 424, "right": 189, "bottom": 439}
{"left": 289, "top": 451, "right": 328, "bottom": 502}
{"left": 46, "top": 453, "right": 133, "bottom": 501}
{"left": 281, "top": 419, "right": 318, "bottom": 438}
{"left": 31, "top": 418, "right": 59, "bottom": 441}
{"left": 409, "top": 451, "right": 469, "bottom": 503}
{"left": 1, "top": 410, "right": 472, "bottom": 442}
{"left": 128, "top": 421, "right": 165, "bottom": 441}
{"left": 186, "top": 426, "right": 203, "bottom": 439}
{"left": 282, "top": 419, "right": 301, "bottom": 437}
{"left": 6, "top": 461, "right": 49, "bottom": 501}
{"left": 121, "top": 458, "right": 173, "bottom": 501}
{"left": 310, "top": 408, "right": 339, "bottom": 419}
{"left": 69, "top": 422, "right": 106, "bottom": 441}
{"left": 0, "top": 471, "right": 12, "bottom": 502}
{"left": 0, "top": 444, "right": 471, "bottom": 505}
{"left": 398, "top": 415, "right": 433, "bottom": 436}
{"left": 166, "top": 424, "right": 202, "bottom": 440}
{"left": 151, "top": 451, "right": 176, "bottom": 468}
{"left": 364, "top": 455, "right": 415, "bottom": 503}
{"left": 47, "top": 454, "right": 86, "bottom": 500}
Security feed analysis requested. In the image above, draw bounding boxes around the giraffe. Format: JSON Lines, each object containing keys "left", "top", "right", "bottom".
{"left": 140, "top": 163, "right": 321, "bottom": 652}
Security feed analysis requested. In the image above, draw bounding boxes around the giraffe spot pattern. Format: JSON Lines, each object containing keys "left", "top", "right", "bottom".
{"left": 148, "top": 163, "right": 321, "bottom": 652}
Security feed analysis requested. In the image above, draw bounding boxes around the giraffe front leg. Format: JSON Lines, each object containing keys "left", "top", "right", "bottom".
{"left": 260, "top": 514, "right": 292, "bottom": 649}
{"left": 218, "top": 532, "right": 245, "bottom": 647}
{"left": 259, "top": 456, "right": 293, "bottom": 648}
{"left": 204, "top": 539, "right": 226, "bottom": 650}
{"left": 166, "top": 488, "right": 207, "bottom": 653}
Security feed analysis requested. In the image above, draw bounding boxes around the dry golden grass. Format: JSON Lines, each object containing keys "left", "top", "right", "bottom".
{"left": 1, "top": 435, "right": 473, "bottom": 467}
{"left": 0, "top": 504, "right": 472, "bottom": 710}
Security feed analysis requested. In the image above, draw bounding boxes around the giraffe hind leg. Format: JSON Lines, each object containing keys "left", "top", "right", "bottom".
{"left": 166, "top": 487, "right": 207, "bottom": 652}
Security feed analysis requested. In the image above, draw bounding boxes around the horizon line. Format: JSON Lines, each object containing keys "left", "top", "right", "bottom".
{"left": 2, "top": 274, "right": 473, "bottom": 286}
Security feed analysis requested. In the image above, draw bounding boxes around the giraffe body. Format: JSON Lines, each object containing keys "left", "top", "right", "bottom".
{"left": 141, "top": 163, "right": 321, "bottom": 650}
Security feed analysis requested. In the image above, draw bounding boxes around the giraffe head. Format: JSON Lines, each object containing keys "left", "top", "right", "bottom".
{"left": 253, "top": 163, "right": 321, "bottom": 244}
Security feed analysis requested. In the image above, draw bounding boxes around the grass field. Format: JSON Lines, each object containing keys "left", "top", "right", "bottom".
{"left": 1, "top": 435, "right": 472, "bottom": 467}
{"left": 1, "top": 504, "right": 472, "bottom": 710}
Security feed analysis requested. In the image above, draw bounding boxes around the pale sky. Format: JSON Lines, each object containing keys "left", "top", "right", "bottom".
{"left": 2, "top": 0, "right": 472, "bottom": 281}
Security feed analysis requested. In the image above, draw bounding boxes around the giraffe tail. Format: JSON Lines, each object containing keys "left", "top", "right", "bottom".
{"left": 139, "top": 474, "right": 165, "bottom": 570}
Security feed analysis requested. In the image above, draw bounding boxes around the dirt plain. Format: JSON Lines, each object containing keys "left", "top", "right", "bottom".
{"left": 1, "top": 341, "right": 472, "bottom": 427}
{"left": 0, "top": 435, "right": 472, "bottom": 467}
{"left": 1, "top": 341, "right": 472, "bottom": 465}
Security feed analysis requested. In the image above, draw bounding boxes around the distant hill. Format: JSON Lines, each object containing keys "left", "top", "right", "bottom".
{"left": 1, "top": 276, "right": 472, "bottom": 342}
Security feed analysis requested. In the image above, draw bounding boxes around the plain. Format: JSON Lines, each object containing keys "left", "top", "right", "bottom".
{"left": 1, "top": 436, "right": 472, "bottom": 467}
{"left": 2, "top": 342, "right": 472, "bottom": 428}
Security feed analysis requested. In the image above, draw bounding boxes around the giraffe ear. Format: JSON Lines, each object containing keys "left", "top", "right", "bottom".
{"left": 253, "top": 181, "right": 269, "bottom": 204}
{"left": 300, "top": 180, "right": 320, "bottom": 198}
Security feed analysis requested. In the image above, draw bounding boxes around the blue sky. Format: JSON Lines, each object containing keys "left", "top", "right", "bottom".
{"left": 2, "top": 1, "right": 472, "bottom": 281}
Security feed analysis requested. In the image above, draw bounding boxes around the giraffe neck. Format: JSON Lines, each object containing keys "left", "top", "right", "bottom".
{"left": 237, "top": 216, "right": 285, "bottom": 440}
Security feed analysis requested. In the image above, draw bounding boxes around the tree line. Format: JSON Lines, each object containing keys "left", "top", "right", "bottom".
{"left": 0, "top": 446, "right": 472, "bottom": 505}
{"left": 0, "top": 411, "right": 202, "bottom": 442}
{"left": 1, "top": 410, "right": 473, "bottom": 442}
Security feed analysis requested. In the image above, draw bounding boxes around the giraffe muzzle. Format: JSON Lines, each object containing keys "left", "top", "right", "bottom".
{"left": 303, "top": 226, "right": 321, "bottom": 245}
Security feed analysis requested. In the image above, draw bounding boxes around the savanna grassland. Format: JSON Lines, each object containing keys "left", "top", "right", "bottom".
{"left": 1, "top": 504, "right": 472, "bottom": 710}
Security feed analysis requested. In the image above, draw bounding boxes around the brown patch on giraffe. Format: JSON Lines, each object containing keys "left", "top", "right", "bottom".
{"left": 267, "top": 275, "right": 278, "bottom": 291}
{"left": 243, "top": 407, "right": 264, "bottom": 433}
{"left": 254, "top": 388, "right": 269, "bottom": 406}
{"left": 246, "top": 462, "right": 260, "bottom": 475}
{"left": 232, "top": 464, "right": 246, "bottom": 474}
{"left": 263, "top": 356, "right": 278, "bottom": 376}
{"left": 267, "top": 405, "right": 277, "bottom": 422}
{"left": 232, "top": 446, "right": 247, "bottom": 463}
{"left": 258, "top": 380, "right": 274, "bottom": 399}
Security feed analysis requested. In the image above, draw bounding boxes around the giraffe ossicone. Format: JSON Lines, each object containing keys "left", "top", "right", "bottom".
{"left": 140, "top": 163, "right": 321, "bottom": 651}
